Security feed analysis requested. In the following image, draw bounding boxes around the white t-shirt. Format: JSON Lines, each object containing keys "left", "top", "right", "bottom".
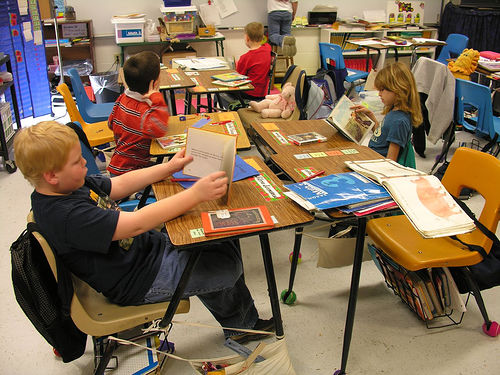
{"left": 267, "top": 0, "right": 297, "bottom": 13}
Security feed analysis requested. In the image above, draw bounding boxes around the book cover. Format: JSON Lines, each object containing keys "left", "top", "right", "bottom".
{"left": 212, "top": 79, "right": 252, "bottom": 87}
{"left": 201, "top": 206, "right": 274, "bottom": 236}
{"left": 325, "top": 95, "right": 375, "bottom": 144}
{"left": 210, "top": 72, "right": 249, "bottom": 82}
{"left": 287, "top": 132, "right": 327, "bottom": 145}
{"left": 156, "top": 133, "right": 187, "bottom": 151}
{"left": 285, "top": 172, "right": 390, "bottom": 210}
{"left": 183, "top": 127, "right": 237, "bottom": 205}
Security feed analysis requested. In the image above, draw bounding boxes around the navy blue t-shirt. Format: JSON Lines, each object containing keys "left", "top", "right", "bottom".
{"left": 368, "top": 110, "right": 411, "bottom": 157}
{"left": 31, "top": 175, "right": 163, "bottom": 305}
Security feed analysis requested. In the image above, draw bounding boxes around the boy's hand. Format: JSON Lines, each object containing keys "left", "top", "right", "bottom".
{"left": 190, "top": 171, "right": 228, "bottom": 202}
{"left": 168, "top": 148, "right": 193, "bottom": 173}
{"left": 143, "top": 79, "right": 160, "bottom": 99}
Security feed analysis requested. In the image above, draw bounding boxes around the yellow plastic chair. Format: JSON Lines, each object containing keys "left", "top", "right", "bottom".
{"left": 56, "top": 83, "right": 115, "bottom": 147}
{"left": 28, "top": 212, "right": 190, "bottom": 374}
{"left": 366, "top": 147, "right": 500, "bottom": 336}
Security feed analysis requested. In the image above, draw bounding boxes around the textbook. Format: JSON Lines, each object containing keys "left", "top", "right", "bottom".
{"left": 284, "top": 172, "right": 390, "bottom": 211}
{"left": 202, "top": 206, "right": 274, "bottom": 236}
{"left": 287, "top": 131, "right": 327, "bottom": 145}
{"left": 345, "top": 159, "right": 475, "bottom": 238}
{"left": 210, "top": 72, "right": 249, "bottom": 82}
{"left": 212, "top": 79, "right": 252, "bottom": 87}
{"left": 183, "top": 127, "right": 237, "bottom": 205}
{"left": 156, "top": 133, "right": 187, "bottom": 152}
{"left": 324, "top": 95, "right": 375, "bottom": 144}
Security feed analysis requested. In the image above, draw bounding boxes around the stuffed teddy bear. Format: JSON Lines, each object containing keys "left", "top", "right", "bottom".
{"left": 248, "top": 82, "right": 296, "bottom": 119}
{"left": 448, "top": 48, "right": 480, "bottom": 80}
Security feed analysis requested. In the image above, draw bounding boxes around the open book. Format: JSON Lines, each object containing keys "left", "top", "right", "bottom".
{"left": 183, "top": 127, "right": 237, "bottom": 205}
{"left": 345, "top": 159, "right": 475, "bottom": 238}
{"left": 325, "top": 95, "right": 375, "bottom": 144}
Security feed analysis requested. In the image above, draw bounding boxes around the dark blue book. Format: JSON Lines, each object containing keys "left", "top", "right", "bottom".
{"left": 285, "top": 172, "right": 390, "bottom": 210}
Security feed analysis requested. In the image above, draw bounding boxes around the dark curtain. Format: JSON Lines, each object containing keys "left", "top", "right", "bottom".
{"left": 439, "top": 3, "right": 500, "bottom": 52}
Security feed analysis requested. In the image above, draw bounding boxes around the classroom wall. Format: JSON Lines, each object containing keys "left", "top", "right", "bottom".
{"left": 66, "top": 0, "right": 444, "bottom": 73}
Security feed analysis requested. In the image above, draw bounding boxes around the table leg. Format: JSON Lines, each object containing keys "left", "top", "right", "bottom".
{"left": 259, "top": 233, "right": 284, "bottom": 338}
{"left": 185, "top": 90, "right": 192, "bottom": 114}
{"left": 336, "top": 217, "right": 367, "bottom": 375}
{"left": 169, "top": 90, "right": 178, "bottom": 116}
{"left": 282, "top": 227, "right": 303, "bottom": 302}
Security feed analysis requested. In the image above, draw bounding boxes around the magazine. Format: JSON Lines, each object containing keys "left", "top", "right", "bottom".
{"left": 212, "top": 79, "right": 252, "bottom": 87}
{"left": 210, "top": 72, "right": 249, "bottom": 81}
{"left": 324, "top": 95, "right": 375, "bottom": 144}
{"left": 287, "top": 132, "right": 327, "bottom": 145}
{"left": 345, "top": 159, "right": 475, "bottom": 238}
{"left": 156, "top": 134, "right": 187, "bottom": 152}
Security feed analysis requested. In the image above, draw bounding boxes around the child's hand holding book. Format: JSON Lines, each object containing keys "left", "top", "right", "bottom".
{"left": 190, "top": 171, "right": 228, "bottom": 203}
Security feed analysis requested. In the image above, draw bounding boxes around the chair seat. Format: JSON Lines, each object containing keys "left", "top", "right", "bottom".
{"left": 366, "top": 215, "right": 484, "bottom": 271}
{"left": 83, "top": 101, "right": 115, "bottom": 123}
{"left": 83, "top": 121, "right": 114, "bottom": 147}
{"left": 345, "top": 69, "right": 369, "bottom": 83}
{"left": 72, "top": 277, "right": 190, "bottom": 337}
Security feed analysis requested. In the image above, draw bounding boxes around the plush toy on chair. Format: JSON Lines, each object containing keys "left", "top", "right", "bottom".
{"left": 249, "top": 82, "right": 296, "bottom": 119}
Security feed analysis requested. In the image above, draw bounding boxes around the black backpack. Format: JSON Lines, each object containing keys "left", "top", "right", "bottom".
{"left": 10, "top": 222, "right": 87, "bottom": 362}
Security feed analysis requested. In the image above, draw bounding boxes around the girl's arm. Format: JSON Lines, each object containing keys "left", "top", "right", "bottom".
{"left": 386, "top": 142, "right": 400, "bottom": 162}
{"left": 351, "top": 105, "right": 379, "bottom": 128}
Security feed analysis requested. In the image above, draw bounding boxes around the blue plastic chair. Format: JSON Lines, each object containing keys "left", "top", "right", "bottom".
{"left": 436, "top": 33, "right": 469, "bottom": 65}
{"left": 68, "top": 68, "right": 115, "bottom": 124}
{"left": 319, "top": 42, "right": 369, "bottom": 95}
{"left": 455, "top": 79, "right": 500, "bottom": 155}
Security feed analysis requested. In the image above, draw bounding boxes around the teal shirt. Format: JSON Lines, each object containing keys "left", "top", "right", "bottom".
{"left": 369, "top": 110, "right": 411, "bottom": 157}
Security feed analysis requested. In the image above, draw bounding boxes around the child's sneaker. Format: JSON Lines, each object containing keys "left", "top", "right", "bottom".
{"left": 226, "top": 318, "right": 275, "bottom": 344}
{"left": 282, "top": 36, "right": 296, "bottom": 57}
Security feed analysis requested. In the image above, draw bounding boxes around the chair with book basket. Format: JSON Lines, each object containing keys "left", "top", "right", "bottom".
{"left": 27, "top": 212, "right": 190, "bottom": 374}
{"left": 366, "top": 147, "right": 499, "bottom": 336}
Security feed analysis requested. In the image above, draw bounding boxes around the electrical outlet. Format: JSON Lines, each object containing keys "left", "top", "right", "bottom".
{"left": 113, "top": 54, "right": 121, "bottom": 65}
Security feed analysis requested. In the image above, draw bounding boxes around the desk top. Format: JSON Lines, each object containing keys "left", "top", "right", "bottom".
{"left": 349, "top": 37, "right": 446, "bottom": 50}
{"left": 150, "top": 111, "right": 251, "bottom": 156}
{"left": 153, "top": 156, "right": 314, "bottom": 247}
{"left": 187, "top": 70, "right": 254, "bottom": 94}
{"left": 118, "top": 67, "right": 195, "bottom": 90}
{"left": 117, "top": 33, "right": 226, "bottom": 47}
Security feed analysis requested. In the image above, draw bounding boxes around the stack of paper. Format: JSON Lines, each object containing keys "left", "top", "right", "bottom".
{"left": 173, "top": 57, "right": 227, "bottom": 70}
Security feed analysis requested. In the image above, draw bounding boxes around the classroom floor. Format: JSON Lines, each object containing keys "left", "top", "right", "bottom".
{"left": 1, "top": 106, "right": 499, "bottom": 375}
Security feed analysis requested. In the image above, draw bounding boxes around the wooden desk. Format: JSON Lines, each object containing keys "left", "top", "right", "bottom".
{"left": 152, "top": 156, "right": 314, "bottom": 338}
{"left": 150, "top": 112, "right": 251, "bottom": 162}
{"left": 118, "top": 67, "right": 195, "bottom": 116}
{"left": 186, "top": 69, "right": 254, "bottom": 113}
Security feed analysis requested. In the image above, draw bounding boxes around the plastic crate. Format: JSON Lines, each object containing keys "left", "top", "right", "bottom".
{"left": 160, "top": 6, "right": 197, "bottom": 35}
{"left": 163, "top": 0, "right": 191, "bottom": 6}
{"left": 111, "top": 17, "right": 146, "bottom": 43}
{"left": 0, "top": 102, "right": 14, "bottom": 141}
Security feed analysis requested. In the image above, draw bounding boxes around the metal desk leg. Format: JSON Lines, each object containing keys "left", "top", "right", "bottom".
{"left": 335, "top": 217, "right": 367, "bottom": 375}
{"left": 259, "top": 233, "right": 284, "bottom": 338}
{"left": 185, "top": 90, "right": 192, "bottom": 114}
{"left": 169, "top": 90, "right": 178, "bottom": 116}
{"left": 282, "top": 227, "right": 303, "bottom": 302}
{"left": 160, "top": 250, "right": 201, "bottom": 328}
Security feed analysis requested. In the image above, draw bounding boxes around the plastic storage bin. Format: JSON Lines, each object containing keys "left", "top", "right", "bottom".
{"left": 111, "top": 17, "right": 146, "bottom": 43}
{"left": 163, "top": 0, "right": 191, "bottom": 6}
{"left": 160, "top": 6, "right": 197, "bottom": 36}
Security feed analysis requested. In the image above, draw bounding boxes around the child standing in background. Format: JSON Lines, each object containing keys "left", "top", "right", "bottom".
{"left": 267, "top": 0, "right": 298, "bottom": 56}
{"left": 351, "top": 62, "right": 422, "bottom": 162}
{"left": 107, "top": 51, "right": 169, "bottom": 176}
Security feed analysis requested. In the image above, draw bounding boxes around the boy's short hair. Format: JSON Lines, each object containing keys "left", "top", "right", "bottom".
{"left": 123, "top": 51, "right": 161, "bottom": 94}
{"left": 14, "top": 121, "right": 79, "bottom": 187}
{"left": 245, "top": 22, "right": 264, "bottom": 43}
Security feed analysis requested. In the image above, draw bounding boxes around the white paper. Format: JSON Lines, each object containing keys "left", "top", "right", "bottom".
{"left": 22, "top": 21, "right": 33, "bottom": 42}
{"left": 33, "top": 29, "right": 43, "bottom": 45}
{"left": 213, "top": 0, "right": 238, "bottom": 18}
{"left": 173, "top": 57, "right": 227, "bottom": 70}
{"left": 363, "top": 10, "right": 386, "bottom": 22}
{"left": 199, "top": 3, "right": 221, "bottom": 26}
{"left": 17, "top": 0, "right": 28, "bottom": 15}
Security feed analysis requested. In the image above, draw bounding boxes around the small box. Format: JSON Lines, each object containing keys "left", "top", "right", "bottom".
{"left": 111, "top": 17, "right": 146, "bottom": 44}
{"left": 160, "top": 6, "right": 197, "bottom": 36}
{"left": 163, "top": 0, "right": 191, "bottom": 6}
{"left": 198, "top": 25, "right": 215, "bottom": 37}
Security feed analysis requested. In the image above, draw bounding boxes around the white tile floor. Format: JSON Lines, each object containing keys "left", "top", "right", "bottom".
{"left": 1, "top": 111, "right": 499, "bottom": 374}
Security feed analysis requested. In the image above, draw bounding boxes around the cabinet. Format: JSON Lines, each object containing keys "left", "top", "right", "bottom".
{"left": 320, "top": 27, "right": 438, "bottom": 70}
{"left": 42, "top": 19, "right": 95, "bottom": 85}
{"left": 0, "top": 54, "right": 21, "bottom": 173}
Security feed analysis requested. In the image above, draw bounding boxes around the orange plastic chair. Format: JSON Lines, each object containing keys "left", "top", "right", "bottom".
{"left": 366, "top": 147, "right": 500, "bottom": 336}
{"left": 56, "top": 83, "right": 114, "bottom": 147}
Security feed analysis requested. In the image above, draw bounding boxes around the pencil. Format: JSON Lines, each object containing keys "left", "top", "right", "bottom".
{"left": 171, "top": 178, "right": 199, "bottom": 182}
{"left": 299, "top": 170, "right": 325, "bottom": 182}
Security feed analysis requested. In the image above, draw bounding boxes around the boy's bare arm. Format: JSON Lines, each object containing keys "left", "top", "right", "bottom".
{"left": 291, "top": 2, "right": 298, "bottom": 19}
{"left": 112, "top": 172, "right": 228, "bottom": 240}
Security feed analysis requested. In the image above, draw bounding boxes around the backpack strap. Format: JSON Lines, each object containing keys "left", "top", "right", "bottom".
{"left": 450, "top": 196, "right": 500, "bottom": 260}
{"left": 67, "top": 122, "right": 92, "bottom": 153}
{"left": 295, "top": 69, "right": 308, "bottom": 120}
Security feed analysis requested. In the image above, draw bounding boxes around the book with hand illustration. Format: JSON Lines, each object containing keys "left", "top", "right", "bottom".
{"left": 345, "top": 159, "right": 475, "bottom": 238}
{"left": 156, "top": 133, "right": 187, "bottom": 152}
{"left": 287, "top": 131, "right": 327, "bottom": 145}
{"left": 212, "top": 79, "right": 252, "bottom": 87}
{"left": 210, "top": 72, "right": 249, "bottom": 81}
{"left": 284, "top": 172, "right": 390, "bottom": 211}
{"left": 183, "top": 127, "right": 237, "bottom": 205}
{"left": 201, "top": 206, "right": 274, "bottom": 236}
{"left": 325, "top": 95, "right": 375, "bottom": 144}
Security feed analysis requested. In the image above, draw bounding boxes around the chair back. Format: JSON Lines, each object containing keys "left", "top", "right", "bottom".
{"left": 268, "top": 51, "right": 278, "bottom": 94}
{"left": 56, "top": 83, "right": 85, "bottom": 125}
{"left": 319, "top": 43, "right": 346, "bottom": 70}
{"left": 442, "top": 147, "right": 500, "bottom": 249}
{"left": 66, "top": 122, "right": 101, "bottom": 176}
{"left": 27, "top": 212, "right": 189, "bottom": 337}
{"left": 68, "top": 68, "right": 94, "bottom": 114}
{"left": 455, "top": 79, "right": 495, "bottom": 138}
{"left": 436, "top": 33, "right": 469, "bottom": 64}
{"left": 281, "top": 65, "right": 306, "bottom": 120}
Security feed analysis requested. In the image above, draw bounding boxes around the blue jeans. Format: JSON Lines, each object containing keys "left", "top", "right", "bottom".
{"left": 268, "top": 10, "right": 292, "bottom": 46}
{"left": 143, "top": 234, "right": 259, "bottom": 334}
